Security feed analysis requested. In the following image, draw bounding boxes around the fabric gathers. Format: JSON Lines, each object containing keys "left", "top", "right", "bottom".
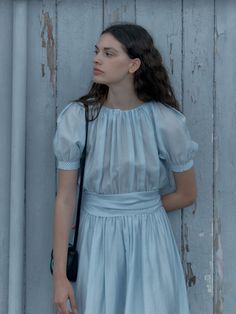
{"left": 53, "top": 100, "right": 198, "bottom": 314}
{"left": 53, "top": 100, "right": 198, "bottom": 194}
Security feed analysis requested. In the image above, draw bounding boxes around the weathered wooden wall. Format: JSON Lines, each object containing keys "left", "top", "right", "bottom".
{"left": 0, "top": 0, "right": 236, "bottom": 313}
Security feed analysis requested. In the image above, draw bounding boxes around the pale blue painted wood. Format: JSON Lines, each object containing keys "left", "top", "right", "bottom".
{"left": 182, "top": 1, "right": 214, "bottom": 313}
{"left": 55, "top": 1, "right": 103, "bottom": 314}
{"left": 135, "top": 0, "right": 183, "bottom": 271}
{"left": 57, "top": 0, "right": 103, "bottom": 113}
{"left": 104, "top": 0, "right": 136, "bottom": 28}
{"left": 1, "top": 1, "right": 236, "bottom": 313}
{"left": 215, "top": 1, "right": 236, "bottom": 313}
{"left": 8, "top": 2, "right": 28, "bottom": 313}
{"left": 25, "top": 1, "right": 57, "bottom": 314}
{"left": 0, "top": 1, "right": 13, "bottom": 314}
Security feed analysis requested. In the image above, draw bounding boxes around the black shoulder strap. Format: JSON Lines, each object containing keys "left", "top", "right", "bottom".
{"left": 72, "top": 105, "right": 89, "bottom": 251}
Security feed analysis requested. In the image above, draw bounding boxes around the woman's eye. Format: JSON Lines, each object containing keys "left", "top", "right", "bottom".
{"left": 94, "top": 50, "right": 113, "bottom": 56}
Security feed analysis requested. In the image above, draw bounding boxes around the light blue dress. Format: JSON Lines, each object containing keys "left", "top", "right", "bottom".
{"left": 53, "top": 100, "right": 198, "bottom": 314}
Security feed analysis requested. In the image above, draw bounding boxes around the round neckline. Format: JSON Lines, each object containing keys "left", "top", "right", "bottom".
{"left": 101, "top": 101, "right": 151, "bottom": 112}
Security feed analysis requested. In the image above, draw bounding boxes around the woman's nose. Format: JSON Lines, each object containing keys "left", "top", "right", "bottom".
{"left": 93, "top": 53, "right": 102, "bottom": 64}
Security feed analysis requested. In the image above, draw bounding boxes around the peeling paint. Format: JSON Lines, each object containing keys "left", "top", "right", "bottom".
{"left": 204, "top": 260, "right": 213, "bottom": 296}
{"left": 169, "top": 42, "right": 174, "bottom": 74}
{"left": 182, "top": 223, "right": 197, "bottom": 288}
{"left": 192, "top": 200, "right": 197, "bottom": 214}
{"left": 215, "top": 151, "right": 219, "bottom": 173}
{"left": 216, "top": 244, "right": 223, "bottom": 282}
{"left": 191, "top": 61, "right": 202, "bottom": 74}
{"left": 111, "top": 8, "right": 120, "bottom": 21}
{"left": 204, "top": 273, "right": 213, "bottom": 295}
{"left": 198, "top": 231, "right": 205, "bottom": 237}
{"left": 41, "top": 63, "right": 45, "bottom": 77}
{"left": 190, "top": 94, "right": 197, "bottom": 105}
{"left": 214, "top": 213, "right": 224, "bottom": 313}
{"left": 215, "top": 27, "right": 226, "bottom": 39}
{"left": 109, "top": 4, "right": 128, "bottom": 22}
{"left": 183, "top": 223, "right": 189, "bottom": 252}
{"left": 186, "top": 262, "right": 196, "bottom": 287}
{"left": 40, "top": 10, "right": 56, "bottom": 96}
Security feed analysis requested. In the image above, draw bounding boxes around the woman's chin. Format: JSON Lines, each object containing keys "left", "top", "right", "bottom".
{"left": 93, "top": 77, "right": 107, "bottom": 84}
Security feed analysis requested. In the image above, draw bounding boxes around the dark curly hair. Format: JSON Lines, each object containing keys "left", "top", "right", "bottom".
{"left": 73, "top": 22, "right": 181, "bottom": 119}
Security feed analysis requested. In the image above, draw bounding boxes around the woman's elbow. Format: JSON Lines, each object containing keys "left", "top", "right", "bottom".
{"left": 183, "top": 189, "right": 197, "bottom": 206}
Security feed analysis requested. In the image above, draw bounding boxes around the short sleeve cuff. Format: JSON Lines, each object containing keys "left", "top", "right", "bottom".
{"left": 169, "top": 159, "right": 194, "bottom": 172}
{"left": 57, "top": 160, "right": 80, "bottom": 170}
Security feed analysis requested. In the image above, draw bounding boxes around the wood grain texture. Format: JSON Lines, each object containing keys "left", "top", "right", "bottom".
{"left": 0, "top": 2, "right": 13, "bottom": 314}
{"left": 57, "top": 0, "right": 103, "bottom": 111}
{"left": 135, "top": 0, "right": 183, "bottom": 266}
{"left": 182, "top": 1, "right": 214, "bottom": 313}
{"left": 25, "top": 1, "right": 57, "bottom": 313}
{"left": 104, "top": 0, "right": 136, "bottom": 27}
{"left": 215, "top": 1, "right": 236, "bottom": 313}
{"left": 1, "top": 1, "right": 235, "bottom": 313}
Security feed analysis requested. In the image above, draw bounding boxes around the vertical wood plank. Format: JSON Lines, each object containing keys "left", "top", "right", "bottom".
{"left": 183, "top": 1, "right": 214, "bottom": 313}
{"left": 215, "top": 1, "right": 236, "bottom": 313}
{"left": 135, "top": 0, "right": 183, "bottom": 257}
{"left": 53, "top": 0, "right": 104, "bottom": 313}
{"left": 25, "top": 1, "right": 57, "bottom": 313}
{"left": 0, "top": 1, "right": 13, "bottom": 313}
{"left": 57, "top": 0, "right": 104, "bottom": 112}
{"left": 9, "top": 2, "right": 28, "bottom": 313}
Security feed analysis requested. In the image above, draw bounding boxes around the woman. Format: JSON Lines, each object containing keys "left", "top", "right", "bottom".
{"left": 52, "top": 23, "right": 198, "bottom": 314}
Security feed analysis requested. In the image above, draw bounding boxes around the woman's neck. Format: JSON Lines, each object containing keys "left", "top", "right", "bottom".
{"left": 104, "top": 85, "right": 143, "bottom": 110}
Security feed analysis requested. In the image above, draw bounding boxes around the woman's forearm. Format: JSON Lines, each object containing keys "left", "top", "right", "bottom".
{"left": 161, "top": 191, "right": 195, "bottom": 213}
{"left": 52, "top": 196, "right": 75, "bottom": 278}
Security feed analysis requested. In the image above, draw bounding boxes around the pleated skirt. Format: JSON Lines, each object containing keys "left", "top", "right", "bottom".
{"left": 69, "top": 190, "right": 190, "bottom": 314}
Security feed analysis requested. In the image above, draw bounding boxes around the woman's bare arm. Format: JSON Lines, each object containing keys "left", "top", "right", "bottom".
{"left": 161, "top": 167, "right": 197, "bottom": 212}
{"left": 53, "top": 169, "right": 79, "bottom": 278}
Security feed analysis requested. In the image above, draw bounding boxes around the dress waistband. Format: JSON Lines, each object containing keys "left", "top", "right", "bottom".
{"left": 81, "top": 190, "right": 163, "bottom": 217}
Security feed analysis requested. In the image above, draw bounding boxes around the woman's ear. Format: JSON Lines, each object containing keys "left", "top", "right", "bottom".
{"left": 128, "top": 58, "right": 141, "bottom": 74}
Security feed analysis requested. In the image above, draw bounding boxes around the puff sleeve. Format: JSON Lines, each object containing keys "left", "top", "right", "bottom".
{"left": 53, "top": 102, "right": 86, "bottom": 170}
{"left": 155, "top": 103, "right": 199, "bottom": 172}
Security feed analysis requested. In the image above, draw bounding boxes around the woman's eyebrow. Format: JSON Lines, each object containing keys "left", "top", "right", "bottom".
{"left": 94, "top": 44, "right": 119, "bottom": 52}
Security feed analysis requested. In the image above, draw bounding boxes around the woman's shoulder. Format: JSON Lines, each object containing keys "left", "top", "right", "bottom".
{"left": 150, "top": 101, "right": 187, "bottom": 126}
{"left": 57, "top": 101, "right": 85, "bottom": 124}
{"left": 151, "top": 101, "right": 184, "bottom": 117}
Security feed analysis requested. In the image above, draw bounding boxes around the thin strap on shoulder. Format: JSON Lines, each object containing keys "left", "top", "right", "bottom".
{"left": 72, "top": 106, "right": 89, "bottom": 251}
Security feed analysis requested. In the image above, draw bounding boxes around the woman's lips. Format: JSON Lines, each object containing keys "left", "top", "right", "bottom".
{"left": 93, "top": 68, "right": 104, "bottom": 75}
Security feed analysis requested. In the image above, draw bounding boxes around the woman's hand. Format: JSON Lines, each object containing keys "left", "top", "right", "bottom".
{"left": 53, "top": 275, "right": 78, "bottom": 314}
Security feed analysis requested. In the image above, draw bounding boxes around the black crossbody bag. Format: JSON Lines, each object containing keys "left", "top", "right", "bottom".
{"left": 50, "top": 105, "right": 89, "bottom": 282}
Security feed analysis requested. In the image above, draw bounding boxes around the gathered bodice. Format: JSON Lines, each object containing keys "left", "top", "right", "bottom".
{"left": 53, "top": 101, "right": 198, "bottom": 194}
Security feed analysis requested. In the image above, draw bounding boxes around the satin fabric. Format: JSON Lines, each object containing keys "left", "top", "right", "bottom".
{"left": 53, "top": 100, "right": 198, "bottom": 313}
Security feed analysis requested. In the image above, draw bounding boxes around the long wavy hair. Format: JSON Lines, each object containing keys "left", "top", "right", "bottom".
{"left": 72, "top": 22, "right": 181, "bottom": 119}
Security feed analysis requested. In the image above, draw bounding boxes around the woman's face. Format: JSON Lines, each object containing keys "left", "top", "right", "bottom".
{"left": 93, "top": 33, "right": 138, "bottom": 85}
